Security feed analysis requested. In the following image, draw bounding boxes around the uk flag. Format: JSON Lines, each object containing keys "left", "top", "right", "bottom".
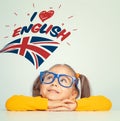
{"left": 0, "top": 36, "right": 60, "bottom": 69}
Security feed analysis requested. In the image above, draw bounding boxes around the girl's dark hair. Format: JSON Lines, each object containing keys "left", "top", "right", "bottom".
{"left": 32, "top": 76, "right": 41, "bottom": 97}
{"left": 78, "top": 74, "right": 90, "bottom": 98}
{"left": 32, "top": 64, "right": 91, "bottom": 98}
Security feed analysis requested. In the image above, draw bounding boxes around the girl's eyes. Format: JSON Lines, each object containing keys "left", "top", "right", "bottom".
{"left": 42, "top": 73, "right": 73, "bottom": 86}
{"left": 47, "top": 76, "right": 53, "bottom": 80}
{"left": 45, "top": 75, "right": 54, "bottom": 80}
{"left": 60, "top": 79, "right": 67, "bottom": 83}
{"left": 59, "top": 77, "right": 70, "bottom": 84}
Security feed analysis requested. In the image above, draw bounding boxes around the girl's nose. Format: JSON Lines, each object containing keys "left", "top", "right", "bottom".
{"left": 51, "top": 78, "right": 59, "bottom": 87}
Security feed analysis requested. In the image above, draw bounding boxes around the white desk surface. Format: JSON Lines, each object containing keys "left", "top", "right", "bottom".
{"left": 0, "top": 110, "right": 119, "bottom": 121}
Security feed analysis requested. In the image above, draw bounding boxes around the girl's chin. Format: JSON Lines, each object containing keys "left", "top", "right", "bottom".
{"left": 48, "top": 97, "right": 60, "bottom": 101}
{"left": 47, "top": 95, "right": 61, "bottom": 101}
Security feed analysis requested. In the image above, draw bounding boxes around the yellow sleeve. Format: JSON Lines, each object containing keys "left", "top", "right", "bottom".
{"left": 75, "top": 95, "right": 112, "bottom": 111}
{"left": 5, "top": 95, "right": 48, "bottom": 111}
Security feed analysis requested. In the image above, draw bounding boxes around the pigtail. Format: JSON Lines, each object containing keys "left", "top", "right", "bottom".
{"left": 78, "top": 74, "right": 91, "bottom": 98}
{"left": 32, "top": 75, "right": 41, "bottom": 97}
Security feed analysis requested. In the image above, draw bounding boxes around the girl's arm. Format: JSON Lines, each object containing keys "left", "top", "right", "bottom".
{"left": 6, "top": 95, "right": 48, "bottom": 111}
{"left": 6, "top": 95, "right": 112, "bottom": 111}
{"left": 75, "top": 95, "right": 112, "bottom": 111}
{"left": 6, "top": 95, "right": 75, "bottom": 111}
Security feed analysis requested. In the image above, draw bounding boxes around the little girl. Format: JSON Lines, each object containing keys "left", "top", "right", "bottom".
{"left": 6, "top": 64, "right": 112, "bottom": 111}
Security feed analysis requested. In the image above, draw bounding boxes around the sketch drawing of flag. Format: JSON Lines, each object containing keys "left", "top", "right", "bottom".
{"left": 0, "top": 36, "right": 60, "bottom": 69}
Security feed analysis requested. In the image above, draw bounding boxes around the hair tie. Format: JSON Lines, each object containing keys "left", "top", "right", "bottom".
{"left": 76, "top": 73, "right": 80, "bottom": 79}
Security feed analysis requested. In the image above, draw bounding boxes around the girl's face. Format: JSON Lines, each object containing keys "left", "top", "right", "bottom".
{"left": 40, "top": 65, "right": 78, "bottom": 101}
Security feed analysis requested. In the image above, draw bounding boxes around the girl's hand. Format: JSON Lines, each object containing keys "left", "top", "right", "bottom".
{"left": 62, "top": 99, "right": 77, "bottom": 111}
{"left": 48, "top": 99, "right": 77, "bottom": 111}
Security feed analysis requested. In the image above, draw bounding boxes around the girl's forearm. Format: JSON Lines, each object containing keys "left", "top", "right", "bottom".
{"left": 76, "top": 95, "right": 112, "bottom": 111}
{"left": 5, "top": 95, "right": 112, "bottom": 111}
{"left": 6, "top": 95, "right": 48, "bottom": 111}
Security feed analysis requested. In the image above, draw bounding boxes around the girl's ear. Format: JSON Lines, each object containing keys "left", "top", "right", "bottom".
{"left": 71, "top": 89, "right": 78, "bottom": 99}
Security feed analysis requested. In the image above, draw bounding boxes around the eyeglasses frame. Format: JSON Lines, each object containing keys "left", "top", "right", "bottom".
{"left": 39, "top": 71, "right": 78, "bottom": 88}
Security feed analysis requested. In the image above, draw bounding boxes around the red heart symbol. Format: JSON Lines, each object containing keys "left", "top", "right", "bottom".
{"left": 39, "top": 10, "right": 54, "bottom": 22}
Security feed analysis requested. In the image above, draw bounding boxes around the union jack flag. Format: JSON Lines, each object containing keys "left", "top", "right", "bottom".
{"left": 0, "top": 36, "right": 60, "bottom": 69}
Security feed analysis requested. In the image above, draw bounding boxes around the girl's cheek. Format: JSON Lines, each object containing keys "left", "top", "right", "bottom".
{"left": 40, "top": 85, "right": 46, "bottom": 94}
